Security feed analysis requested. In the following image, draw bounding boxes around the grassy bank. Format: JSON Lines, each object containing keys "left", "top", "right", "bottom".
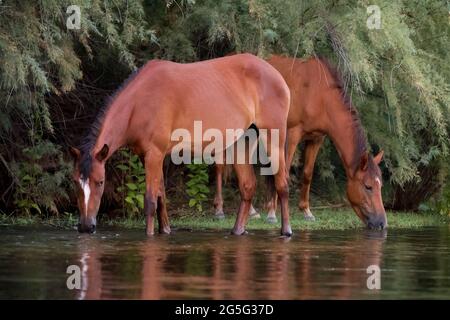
{"left": 1, "top": 207, "right": 449, "bottom": 231}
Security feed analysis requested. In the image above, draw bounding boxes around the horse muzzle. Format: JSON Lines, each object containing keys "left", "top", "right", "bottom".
{"left": 367, "top": 215, "right": 387, "bottom": 230}
{"left": 77, "top": 217, "right": 97, "bottom": 233}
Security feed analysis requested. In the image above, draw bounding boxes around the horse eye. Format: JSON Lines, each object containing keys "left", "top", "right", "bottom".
{"left": 365, "top": 185, "right": 372, "bottom": 191}
{"left": 97, "top": 181, "right": 104, "bottom": 187}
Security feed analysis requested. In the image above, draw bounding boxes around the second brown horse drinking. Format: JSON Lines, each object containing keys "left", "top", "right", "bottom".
{"left": 214, "top": 55, "right": 387, "bottom": 230}
{"left": 70, "top": 53, "right": 292, "bottom": 236}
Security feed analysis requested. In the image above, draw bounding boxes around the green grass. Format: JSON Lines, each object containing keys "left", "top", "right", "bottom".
{"left": 1, "top": 207, "right": 448, "bottom": 231}
{"left": 166, "top": 208, "right": 450, "bottom": 231}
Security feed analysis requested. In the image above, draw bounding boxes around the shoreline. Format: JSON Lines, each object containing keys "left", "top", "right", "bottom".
{"left": 1, "top": 208, "right": 448, "bottom": 231}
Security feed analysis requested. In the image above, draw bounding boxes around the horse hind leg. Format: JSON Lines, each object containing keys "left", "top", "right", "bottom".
{"left": 213, "top": 164, "right": 225, "bottom": 219}
{"left": 259, "top": 126, "right": 292, "bottom": 236}
{"left": 231, "top": 163, "right": 256, "bottom": 235}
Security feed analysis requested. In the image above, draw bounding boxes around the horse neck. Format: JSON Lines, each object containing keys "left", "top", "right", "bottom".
{"left": 324, "top": 100, "right": 365, "bottom": 179}
{"left": 93, "top": 100, "right": 132, "bottom": 158}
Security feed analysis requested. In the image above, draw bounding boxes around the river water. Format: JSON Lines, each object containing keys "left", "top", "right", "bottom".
{"left": 0, "top": 226, "right": 449, "bottom": 299}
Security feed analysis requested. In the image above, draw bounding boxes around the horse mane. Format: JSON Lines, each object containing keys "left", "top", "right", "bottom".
{"left": 316, "top": 57, "right": 373, "bottom": 173}
{"left": 78, "top": 67, "right": 142, "bottom": 180}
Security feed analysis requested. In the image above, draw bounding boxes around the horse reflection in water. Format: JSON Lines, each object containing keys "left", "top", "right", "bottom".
{"left": 76, "top": 237, "right": 104, "bottom": 300}
{"left": 74, "top": 231, "right": 386, "bottom": 299}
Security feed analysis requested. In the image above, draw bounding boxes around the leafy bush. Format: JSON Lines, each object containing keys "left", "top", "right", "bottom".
{"left": 115, "top": 149, "right": 146, "bottom": 217}
{"left": 10, "top": 140, "right": 72, "bottom": 216}
{"left": 1, "top": 0, "right": 449, "bottom": 214}
{"left": 186, "top": 164, "right": 210, "bottom": 212}
{"left": 436, "top": 184, "right": 450, "bottom": 216}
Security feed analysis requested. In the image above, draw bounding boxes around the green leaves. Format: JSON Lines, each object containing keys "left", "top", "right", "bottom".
{"left": 11, "top": 140, "right": 72, "bottom": 216}
{"left": 2, "top": 0, "right": 450, "bottom": 214}
{"left": 186, "top": 163, "right": 210, "bottom": 212}
{"left": 115, "top": 149, "right": 146, "bottom": 216}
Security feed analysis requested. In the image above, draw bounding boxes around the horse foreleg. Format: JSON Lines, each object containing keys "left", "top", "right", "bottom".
{"left": 144, "top": 150, "right": 165, "bottom": 236}
{"left": 231, "top": 163, "right": 256, "bottom": 235}
{"left": 298, "top": 136, "right": 324, "bottom": 221}
{"left": 213, "top": 164, "right": 225, "bottom": 219}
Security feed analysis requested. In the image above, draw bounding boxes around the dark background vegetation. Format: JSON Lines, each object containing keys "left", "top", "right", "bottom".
{"left": 0, "top": 0, "right": 449, "bottom": 218}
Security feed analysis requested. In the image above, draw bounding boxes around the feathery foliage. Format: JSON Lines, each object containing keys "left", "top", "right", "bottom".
{"left": 0, "top": 0, "right": 449, "bottom": 214}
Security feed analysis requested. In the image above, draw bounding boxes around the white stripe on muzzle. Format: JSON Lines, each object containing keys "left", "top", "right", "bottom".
{"left": 79, "top": 178, "right": 90, "bottom": 216}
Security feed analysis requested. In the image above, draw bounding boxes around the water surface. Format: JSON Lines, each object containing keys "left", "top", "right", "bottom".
{"left": 0, "top": 226, "right": 449, "bottom": 299}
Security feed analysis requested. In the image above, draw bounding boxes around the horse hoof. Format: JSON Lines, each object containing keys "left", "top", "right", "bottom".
{"left": 266, "top": 216, "right": 278, "bottom": 224}
{"left": 280, "top": 229, "right": 293, "bottom": 237}
{"left": 159, "top": 227, "right": 171, "bottom": 235}
{"left": 230, "top": 229, "right": 248, "bottom": 236}
{"left": 249, "top": 213, "right": 261, "bottom": 219}
{"left": 215, "top": 213, "right": 225, "bottom": 220}
{"left": 302, "top": 208, "right": 315, "bottom": 221}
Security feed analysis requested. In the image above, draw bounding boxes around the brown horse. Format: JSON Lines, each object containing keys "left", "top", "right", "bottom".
{"left": 70, "top": 53, "right": 292, "bottom": 236}
{"left": 214, "top": 55, "right": 387, "bottom": 229}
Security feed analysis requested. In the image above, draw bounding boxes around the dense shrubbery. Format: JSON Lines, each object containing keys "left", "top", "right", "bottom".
{"left": 0, "top": 0, "right": 449, "bottom": 216}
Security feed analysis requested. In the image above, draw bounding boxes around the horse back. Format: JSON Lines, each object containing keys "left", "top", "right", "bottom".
{"left": 267, "top": 55, "right": 336, "bottom": 131}
{"left": 124, "top": 54, "right": 290, "bottom": 154}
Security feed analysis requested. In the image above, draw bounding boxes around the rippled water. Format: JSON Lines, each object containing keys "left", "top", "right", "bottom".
{"left": 0, "top": 226, "right": 449, "bottom": 299}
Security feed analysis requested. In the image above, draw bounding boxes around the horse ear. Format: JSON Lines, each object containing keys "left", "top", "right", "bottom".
{"left": 95, "top": 144, "right": 109, "bottom": 161}
{"left": 69, "top": 147, "right": 80, "bottom": 161}
{"left": 360, "top": 152, "right": 369, "bottom": 171}
{"left": 373, "top": 150, "right": 384, "bottom": 165}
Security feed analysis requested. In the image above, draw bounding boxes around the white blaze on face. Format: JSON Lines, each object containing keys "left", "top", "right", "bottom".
{"left": 79, "top": 178, "right": 90, "bottom": 216}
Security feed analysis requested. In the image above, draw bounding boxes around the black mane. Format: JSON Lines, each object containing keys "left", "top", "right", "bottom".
{"left": 318, "top": 58, "right": 373, "bottom": 173}
{"left": 78, "top": 67, "right": 142, "bottom": 180}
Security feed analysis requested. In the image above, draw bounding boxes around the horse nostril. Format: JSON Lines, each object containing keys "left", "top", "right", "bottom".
{"left": 89, "top": 224, "right": 96, "bottom": 234}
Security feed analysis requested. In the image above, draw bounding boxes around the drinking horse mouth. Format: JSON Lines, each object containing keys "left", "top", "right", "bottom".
{"left": 77, "top": 217, "right": 97, "bottom": 234}
{"left": 366, "top": 214, "right": 386, "bottom": 230}
{"left": 356, "top": 207, "right": 387, "bottom": 230}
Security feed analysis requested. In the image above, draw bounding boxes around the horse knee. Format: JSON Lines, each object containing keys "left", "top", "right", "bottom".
{"left": 144, "top": 195, "right": 157, "bottom": 216}
{"left": 302, "top": 173, "right": 312, "bottom": 185}
{"left": 240, "top": 179, "right": 256, "bottom": 201}
{"left": 275, "top": 178, "right": 289, "bottom": 200}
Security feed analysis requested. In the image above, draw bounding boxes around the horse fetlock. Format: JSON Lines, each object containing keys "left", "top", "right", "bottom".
{"left": 159, "top": 225, "right": 171, "bottom": 235}
{"left": 146, "top": 223, "right": 155, "bottom": 236}
{"left": 249, "top": 205, "right": 260, "bottom": 219}
{"left": 298, "top": 200, "right": 308, "bottom": 210}
{"left": 302, "top": 208, "right": 316, "bottom": 221}
{"left": 213, "top": 197, "right": 223, "bottom": 209}
{"left": 214, "top": 209, "right": 225, "bottom": 219}
{"left": 266, "top": 213, "right": 278, "bottom": 224}
{"left": 144, "top": 195, "right": 157, "bottom": 213}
